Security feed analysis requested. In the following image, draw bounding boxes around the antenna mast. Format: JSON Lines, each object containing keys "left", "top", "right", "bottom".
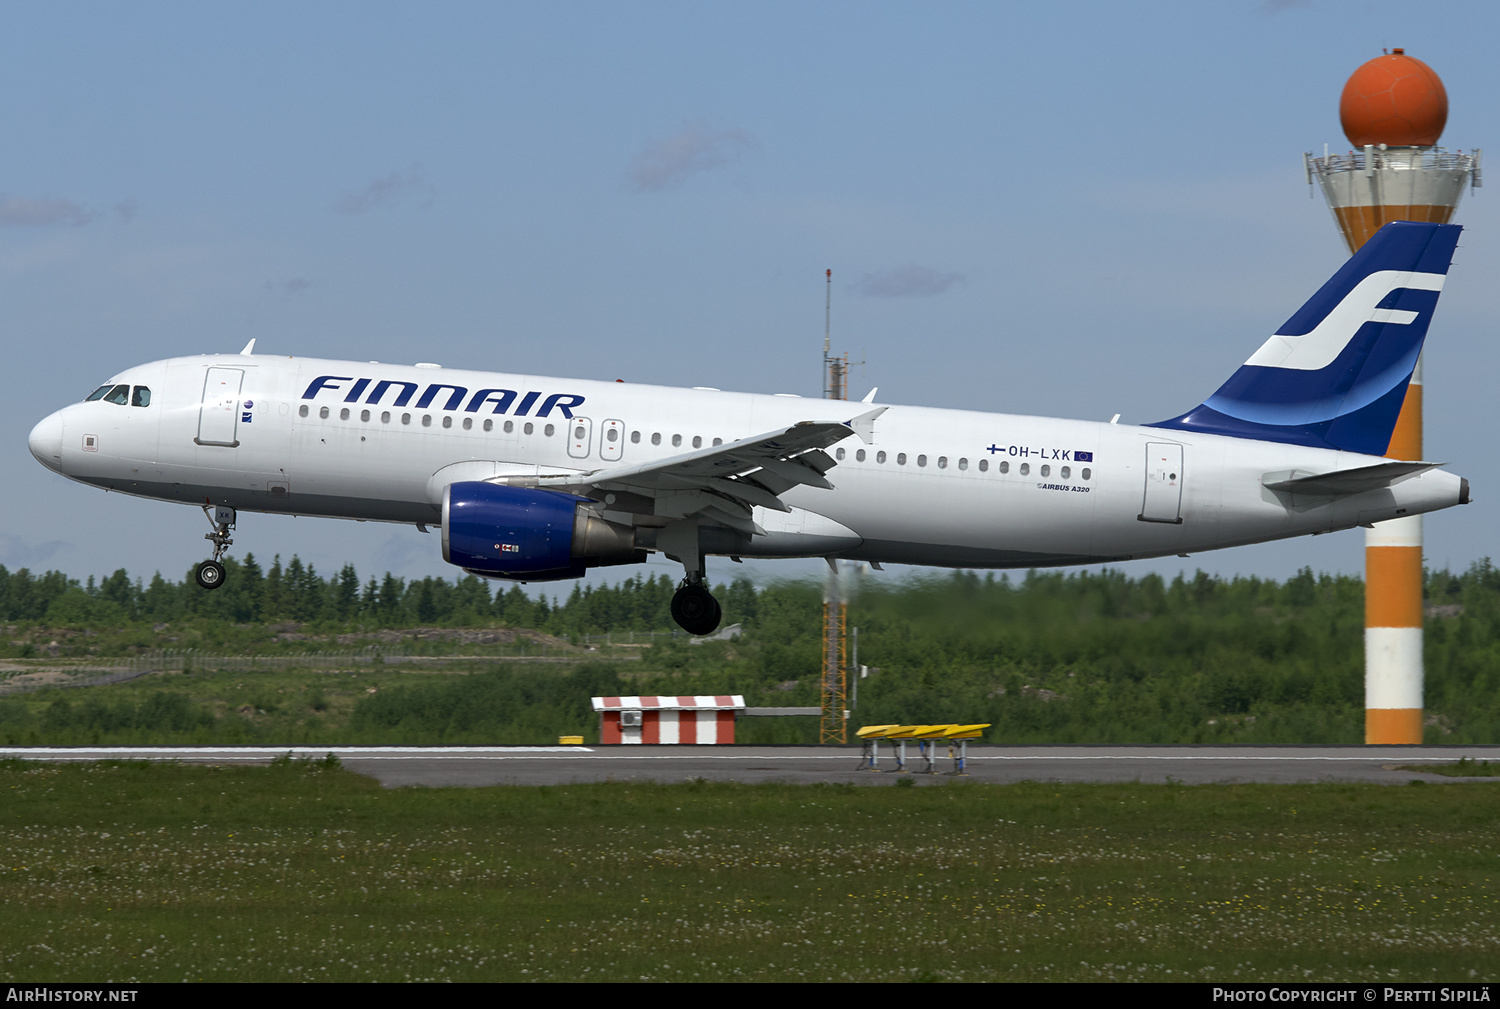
{"left": 819, "top": 269, "right": 853, "bottom": 742}
{"left": 822, "top": 269, "right": 847, "bottom": 400}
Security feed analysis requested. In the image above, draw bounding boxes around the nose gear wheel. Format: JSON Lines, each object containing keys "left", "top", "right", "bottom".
{"left": 195, "top": 505, "right": 236, "bottom": 592}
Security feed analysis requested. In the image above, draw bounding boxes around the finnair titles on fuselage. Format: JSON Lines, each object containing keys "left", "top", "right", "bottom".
{"left": 28, "top": 223, "right": 1471, "bottom": 633}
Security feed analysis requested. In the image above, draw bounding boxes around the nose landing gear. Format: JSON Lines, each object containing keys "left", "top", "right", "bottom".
{"left": 195, "top": 505, "right": 235, "bottom": 591}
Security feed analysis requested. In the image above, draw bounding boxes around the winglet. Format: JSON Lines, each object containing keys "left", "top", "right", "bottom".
{"left": 845, "top": 406, "right": 888, "bottom": 444}
{"left": 861, "top": 387, "right": 878, "bottom": 404}
{"left": 239, "top": 338, "right": 257, "bottom": 357}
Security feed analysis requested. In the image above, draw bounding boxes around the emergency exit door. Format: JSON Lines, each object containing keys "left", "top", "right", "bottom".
{"left": 196, "top": 368, "right": 244, "bottom": 447}
{"left": 1140, "top": 443, "right": 1184, "bottom": 523}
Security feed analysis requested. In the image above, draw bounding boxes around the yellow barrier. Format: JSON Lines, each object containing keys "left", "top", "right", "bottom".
{"left": 854, "top": 724, "right": 990, "bottom": 775}
{"left": 857, "top": 723, "right": 990, "bottom": 739}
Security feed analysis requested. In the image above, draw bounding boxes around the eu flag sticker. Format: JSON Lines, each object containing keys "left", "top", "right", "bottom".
{"left": 1075, "top": 450, "right": 1093, "bottom": 462}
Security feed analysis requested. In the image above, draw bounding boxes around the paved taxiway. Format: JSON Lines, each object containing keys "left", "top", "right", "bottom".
{"left": 4, "top": 745, "right": 1499, "bottom": 786}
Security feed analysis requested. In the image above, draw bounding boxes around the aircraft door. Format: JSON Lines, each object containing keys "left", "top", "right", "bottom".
{"left": 567, "top": 417, "right": 593, "bottom": 459}
{"left": 196, "top": 368, "right": 244, "bottom": 447}
{"left": 1139, "top": 443, "right": 1184, "bottom": 523}
{"left": 600, "top": 419, "right": 625, "bottom": 461}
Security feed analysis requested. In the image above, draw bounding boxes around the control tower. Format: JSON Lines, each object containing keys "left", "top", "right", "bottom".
{"left": 1304, "top": 50, "right": 1479, "bottom": 744}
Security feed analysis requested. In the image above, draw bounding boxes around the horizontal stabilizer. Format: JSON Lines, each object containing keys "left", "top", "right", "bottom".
{"left": 1263, "top": 460, "right": 1439, "bottom": 497}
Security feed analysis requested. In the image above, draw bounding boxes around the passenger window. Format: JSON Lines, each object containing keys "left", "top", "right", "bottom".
{"left": 544, "top": 424, "right": 554, "bottom": 437}
{"left": 607, "top": 428, "right": 618, "bottom": 442}
{"left": 422, "top": 415, "right": 432, "bottom": 427}
{"left": 999, "top": 460, "right": 1009, "bottom": 474}
{"left": 299, "top": 404, "right": 309, "bottom": 418}
{"left": 85, "top": 384, "right": 113, "bottom": 402}
{"left": 524, "top": 422, "right": 534, "bottom": 435}
{"left": 1020, "top": 463, "right": 1030, "bottom": 476}
{"left": 361, "top": 409, "right": 371, "bottom": 422}
{"left": 483, "top": 419, "right": 492, "bottom": 432}
{"left": 877, "top": 451, "right": 887, "bottom": 463}
{"left": 937, "top": 456, "right": 947, "bottom": 469}
{"left": 1061, "top": 466, "right": 1070, "bottom": 479}
{"left": 1082, "top": 467, "right": 1091, "bottom": 481}
{"left": 320, "top": 406, "right": 330, "bottom": 419}
{"left": 897, "top": 453, "right": 907, "bottom": 465}
{"left": 504, "top": 421, "right": 514, "bottom": 433}
{"left": 672, "top": 434, "right": 682, "bottom": 447}
{"left": 340, "top": 408, "right": 351, "bottom": 421}
{"left": 463, "top": 417, "right": 473, "bottom": 430}
{"left": 382, "top": 411, "right": 391, "bottom": 424}
{"left": 856, "top": 449, "right": 866, "bottom": 462}
{"left": 131, "top": 386, "right": 151, "bottom": 407}
{"left": 575, "top": 425, "right": 586, "bottom": 440}
{"left": 442, "top": 416, "right": 452, "bottom": 429}
{"left": 957, "top": 458, "right": 967, "bottom": 471}
{"left": 1040, "top": 464, "right": 1050, "bottom": 477}
{"left": 651, "top": 433, "right": 661, "bottom": 446}
{"left": 836, "top": 448, "right": 846, "bottom": 461}
{"left": 917, "top": 455, "right": 927, "bottom": 467}
{"left": 692, "top": 435, "right": 702, "bottom": 448}
{"left": 631, "top": 430, "right": 640, "bottom": 443}
{"left": 402, "top": 413, "right": 411, "bottom": 425}
{"left": 104, "top": 384, "right": 130, "bottom": 406}
{"left": 978, "top": 459, "right": 988, "bottom": 472}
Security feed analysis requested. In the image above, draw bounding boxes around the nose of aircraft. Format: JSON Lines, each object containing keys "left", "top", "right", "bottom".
{"left": 28, "top": 411, "right": 65, "bottom": 473}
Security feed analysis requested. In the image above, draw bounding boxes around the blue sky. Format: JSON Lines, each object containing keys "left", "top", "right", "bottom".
{"left": 4, "top": 1, "right": 1496, "bottom": 592}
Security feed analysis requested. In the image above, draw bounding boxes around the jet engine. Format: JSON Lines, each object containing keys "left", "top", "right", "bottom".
{"left": 441, "top": 481, "right": 642, "bottom": 581}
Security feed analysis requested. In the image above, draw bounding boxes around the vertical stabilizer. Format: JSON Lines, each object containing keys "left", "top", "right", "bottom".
{"left": 1151, "top": 221, "right": 1460, "bottom": 455}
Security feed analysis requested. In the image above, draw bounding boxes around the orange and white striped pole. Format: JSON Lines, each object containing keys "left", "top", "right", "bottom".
{"left": 1305, "top": 50, "right": 1478, "bottom": 744}
{"left": 1364, "top": 358, "right": 1425, "bottom": 743}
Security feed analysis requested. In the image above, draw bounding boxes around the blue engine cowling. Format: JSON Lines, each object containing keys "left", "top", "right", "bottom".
{"left": 441, "top": 481, "right": 640, "bottom": 581}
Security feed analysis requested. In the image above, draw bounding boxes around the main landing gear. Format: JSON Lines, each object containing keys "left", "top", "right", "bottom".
{"left": 671, "top": 574, "right": 722, "bottom": 637}
{"left": 659, "top": 520, "right": 723, "bottom": 636}
{"left": 195, "top": 505, "right": 236, "bottom": 591}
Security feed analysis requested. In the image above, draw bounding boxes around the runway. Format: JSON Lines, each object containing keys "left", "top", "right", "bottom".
{"left": 4, "top": 744, "right": 1499, "bottom": 786}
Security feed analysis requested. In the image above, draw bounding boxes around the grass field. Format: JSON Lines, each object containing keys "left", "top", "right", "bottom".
{"left": 1398, "top": 758, "right": 1500, "bottom": 778}
{"left": 1, "top": 760, "right": 1496, "bottom": 983}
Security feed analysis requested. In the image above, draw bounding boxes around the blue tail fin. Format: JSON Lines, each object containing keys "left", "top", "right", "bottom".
{"left": 1150, "top": 221, "right": 1461, "bottom": 455}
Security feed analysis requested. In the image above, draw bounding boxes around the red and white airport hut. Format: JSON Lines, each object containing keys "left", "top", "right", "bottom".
{"left": 591, "top": 695, "right": 746, "bottom": 744}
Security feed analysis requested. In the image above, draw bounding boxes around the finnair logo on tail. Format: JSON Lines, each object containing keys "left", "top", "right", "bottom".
{"left": 1242, "top": 270, "right": 1445, "bottom": 372}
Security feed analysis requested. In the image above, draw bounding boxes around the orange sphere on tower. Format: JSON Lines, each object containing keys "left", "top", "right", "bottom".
{"left": 1340, "top": 49, "right": 1448, "bottom": 147}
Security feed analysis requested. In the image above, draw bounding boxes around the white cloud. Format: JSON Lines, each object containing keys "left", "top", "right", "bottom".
{"left": 0, "top": 533, "right": 70, "bottom": 569}
{"left": 335, "top": 166, "right": 435, "bottom": 214}
{"left": 852, "top": 266, "right": 965, "bottom": 298}
{"left": 0, "top": 196, "right": 98, "bottom": 227}
{"left": 266, "top": 277, "right": 312, "bottom": 296}
{"left": 628, "top": 121, "right": 759, "bottom": 192}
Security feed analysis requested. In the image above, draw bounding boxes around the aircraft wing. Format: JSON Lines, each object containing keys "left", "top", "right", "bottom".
{"left": 532, "top": 407, "right": 886, "bottom": 535}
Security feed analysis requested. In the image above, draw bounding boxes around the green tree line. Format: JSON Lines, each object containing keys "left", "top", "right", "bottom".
{"left": 0, "top": 555, "right": 728, "bottom": 634}
{"left": 3, "top": 559, "right": 1498, "bottom": 744}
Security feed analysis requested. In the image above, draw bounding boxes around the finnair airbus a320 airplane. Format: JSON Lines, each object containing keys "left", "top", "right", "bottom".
{"left": 28, "top": 222, "right": 1470, "bottom": 634}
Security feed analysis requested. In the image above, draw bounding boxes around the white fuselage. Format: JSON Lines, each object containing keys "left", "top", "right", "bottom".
{"left": 29, "top": 354, "right": 1467, "bottom": 571}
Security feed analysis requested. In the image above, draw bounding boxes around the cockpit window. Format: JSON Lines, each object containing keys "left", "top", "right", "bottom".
{"left": 102, "top": 384, "right": 130, "bottom": 406}
{"left": 85, "top": 384, "right": 114, "bottom": 402}
{"left": 132, "top": 386, "right": 151, "bottom": 407}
